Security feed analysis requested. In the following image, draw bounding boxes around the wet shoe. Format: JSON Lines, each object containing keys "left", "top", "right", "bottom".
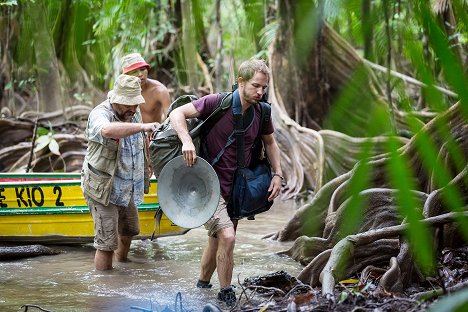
{"left": 197, "top": 280, "right": 213, "bottom": 288}
{"left": 217, "top": 286, "right": 236, "bottom": 307}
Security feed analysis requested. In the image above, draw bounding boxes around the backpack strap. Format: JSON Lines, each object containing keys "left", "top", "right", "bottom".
{"left": 211, "top": 91, "right": 264, "bottom": 167}
{"left": 167, "top": 94, "right": 198, "bottom": 117}
{"left": 249, "top": 102, "right": 271, "bottom": 166}
{"left": 259, "top": 102, "right": 271, "bottom": 132}
{"left": 202, "top": 92, "right": 232, "bottom": 130}
{"left": 189, "top": 92, "right": 232, "bottom": 138}
{"left": 251, "top": 102, "right": 271, "bottom": 145}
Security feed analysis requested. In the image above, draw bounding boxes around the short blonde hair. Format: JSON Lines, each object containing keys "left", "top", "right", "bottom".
{"left": 237, "top": 59, "right": 270, "bottom": 81}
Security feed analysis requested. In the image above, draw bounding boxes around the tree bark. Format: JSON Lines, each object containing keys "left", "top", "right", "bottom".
{"left": 272, "top": 1, "right": 389, "bottom": 137}
{"left": 25, "top": 0, "right": 66, "bottom": 113}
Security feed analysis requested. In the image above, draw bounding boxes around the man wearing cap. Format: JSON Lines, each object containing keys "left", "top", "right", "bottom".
{"left": 81, "top": 74, "right": 159, "bottom": 270}
{"left": 121, "top": 53, "right": 171, "bottom": 124}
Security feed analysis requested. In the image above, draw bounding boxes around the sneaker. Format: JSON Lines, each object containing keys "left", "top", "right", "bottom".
{"left": 217, "top": 286, "right": 236, "bottom": 307}
{"left": 197, "top": 280, "right": 213, "bottom": 289}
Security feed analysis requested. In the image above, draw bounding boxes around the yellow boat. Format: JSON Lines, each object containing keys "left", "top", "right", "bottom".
{"left": 0, "top": 173, "right": 189, "bottom": 244}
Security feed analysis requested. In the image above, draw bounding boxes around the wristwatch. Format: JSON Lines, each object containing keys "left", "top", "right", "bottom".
{"left": 272, "top": 172, "right": 285, "bottom": 181}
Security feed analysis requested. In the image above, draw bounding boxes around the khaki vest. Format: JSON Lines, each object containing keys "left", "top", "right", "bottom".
{"left": 82, "top": 102, "right": 150, "bottom": 205}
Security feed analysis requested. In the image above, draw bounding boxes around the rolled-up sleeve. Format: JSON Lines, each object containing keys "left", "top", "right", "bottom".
{"left": 86, "top": 108, "right": 112, "bottom": 144}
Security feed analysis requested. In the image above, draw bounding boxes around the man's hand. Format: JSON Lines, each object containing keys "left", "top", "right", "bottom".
{"left": 268, "top": 175, "right": 283, "bottom": 201}
{"left": 181, "top": 141, "right": 197, "bottom": 167}
{"left": 142, "top": 122, "right": 159, "bottom": 133}
{"left": 169, "top": 103, "right": 201, "bottom": 167}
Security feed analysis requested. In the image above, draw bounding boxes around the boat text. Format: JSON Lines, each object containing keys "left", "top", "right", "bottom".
{"left": 0, "top": 186, "right": 65, "bottom": 208}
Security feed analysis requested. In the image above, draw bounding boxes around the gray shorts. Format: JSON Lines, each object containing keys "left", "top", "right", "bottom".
{"left": 204, "top": 197, "right": 234, "bottom": 237}
{"left": 85, "top": 195, "right": 140, "bottom": 251}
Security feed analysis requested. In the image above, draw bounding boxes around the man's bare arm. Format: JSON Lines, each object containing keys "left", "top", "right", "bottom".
{"left": 262, "top": 134, "right": 283, "bottom": 201}
{"left": 101, "top": 122, "right": 157, "bottom": 139}
{"left": 169, "top": 103, "right": 200, "bottom": 166}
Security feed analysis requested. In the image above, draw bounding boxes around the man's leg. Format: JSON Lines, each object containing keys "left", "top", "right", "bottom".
{"left": 86, "top": 196, "right": 118, "bottom": 271}
{"left": 115, "top": 235, "right": 133, "bottom": 262}
{"left": 115, "top": 197, "right": 139, "bottom": 262}
{"left": 215, "top": 226, "right": 236, "bottom": 288}
{"left": 199, "top": 236, "right": 219, "bottom": 284}
{"left": 95, "top": 250, "right": 113, "bottom": 270}
{"left": 198, "top": 196, "right": 237, "bottom": 304}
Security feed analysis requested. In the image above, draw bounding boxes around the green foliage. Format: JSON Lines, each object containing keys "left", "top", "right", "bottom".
{"left": 324, "top": 65, "right": 390, "bottom": 137}
{"left": 258, "top": 20, "right": 278, "bottom": 51}
{"left": 387, "top": 133, "right": 436, "bottom": 274}
{"left": 338, "top": 106, "right": 392, "bottom": 238}
{"left": 293, "top": 0, "right": 322, "bottom": 65}
{"left": 428, "top": 287, "right": 468, "bottom": 312}
{"left": 220, "top": 0, "right": 258, "bottom": 63}
{"left": 415, "top": 2, "right": 468, "bottom": 111}
{"left": 319, "top": 0, "right": 467, "bottom": 280}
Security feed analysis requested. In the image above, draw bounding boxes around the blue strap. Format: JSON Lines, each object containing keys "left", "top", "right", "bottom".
{"left": 211, "top": 89, "right": 255, "bottom": 168}
{"left": 232, "top": 89, "right": 241, "bottom": 115}
{"left": 211, "top": 90, "right": 241, "bottom": 167}
{"left": 232, "top": 90, "right": 246, "bottom": 168}
{"left": 210, "top": 131, "right": 236, "bottom": 166}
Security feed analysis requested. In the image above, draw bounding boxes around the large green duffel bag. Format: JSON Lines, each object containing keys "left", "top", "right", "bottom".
{"left": 149, "top": 93, "right": 231, "bottom": 178}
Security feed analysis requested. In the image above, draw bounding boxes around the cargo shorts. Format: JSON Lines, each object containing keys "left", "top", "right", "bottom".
{"left": 204, "top": 197, "right": 235, "bottom": 237}
{"left": 85, "top": 195, "right": 140, "bottom": 251}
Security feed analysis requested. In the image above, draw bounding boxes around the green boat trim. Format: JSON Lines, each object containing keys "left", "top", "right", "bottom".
{"left": 0, "top": 203, "right": 160, "bottom": 216}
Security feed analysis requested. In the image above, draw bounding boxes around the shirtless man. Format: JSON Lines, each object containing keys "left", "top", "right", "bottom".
{"left": 121, "top": 53, "right": 171, "bottom": 123}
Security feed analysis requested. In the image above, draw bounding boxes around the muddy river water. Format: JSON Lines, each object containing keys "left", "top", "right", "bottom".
{"left": 0, "top": 200, "right": 302, "bottom": 312}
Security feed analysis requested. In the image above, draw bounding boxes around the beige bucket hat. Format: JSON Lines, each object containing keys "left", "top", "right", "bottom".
{"left": 121, "top": 53, "right": 150, "bottom": 74}
{"left": 108, "top": 75, "right": 145, "bottom": 105}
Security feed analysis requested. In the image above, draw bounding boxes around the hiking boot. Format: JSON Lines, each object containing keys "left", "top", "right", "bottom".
{"left": 197, "top": 280, "right": 213, "bottom": 289}
{"left": 217, "top": 286, "right": 236, "bottom": 307}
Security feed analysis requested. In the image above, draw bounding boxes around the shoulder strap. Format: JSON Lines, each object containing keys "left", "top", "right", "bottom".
{"left": 189, "top": 92, "right": 232, "bottom": 138}
{"left": 203, "top": 92, "right": 232, "bottom": 129}
{"left": 247, "top": 102, "right": 271, "bottom": 167}
{"left": 258, "top": 102, "right": 271, "bottom": 135}
{"left": 232, "top": 90, "right": 246, "bottom": 168}
{"left": 210, "top": 93, "right": 257, "bottom": 167}
{"left": 234, "top": 100, "right": 270, "bottom": 168}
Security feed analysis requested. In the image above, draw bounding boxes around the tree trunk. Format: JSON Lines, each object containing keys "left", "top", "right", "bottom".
{"left": 272, "top": 0, "right": 389, "bottom": 137}
{"left": 181, "top": 0, "right": 199, "bottom": 93}
{"left": 273, "top": 102, "right": 468, "bottom": 296}
{"left": 25, "top": 0, "right": 65, "bottom": 113}
{"left": 361, "top": 0, "right": 374, "bottom": 61}
{"left": 213, "top": 0, "right": 224, "bottom": 92}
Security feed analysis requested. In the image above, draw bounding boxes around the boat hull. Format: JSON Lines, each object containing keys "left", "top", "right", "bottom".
{"left": 0, "top": 173, "right": 188, "bottom": 244}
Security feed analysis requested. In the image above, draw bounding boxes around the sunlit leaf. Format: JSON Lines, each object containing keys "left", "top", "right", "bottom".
{"left": 48, "top": 139, "right": 60, "bottom": 155}
{"left": 34, "top": 135, "right": 52, "bottom": 152}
